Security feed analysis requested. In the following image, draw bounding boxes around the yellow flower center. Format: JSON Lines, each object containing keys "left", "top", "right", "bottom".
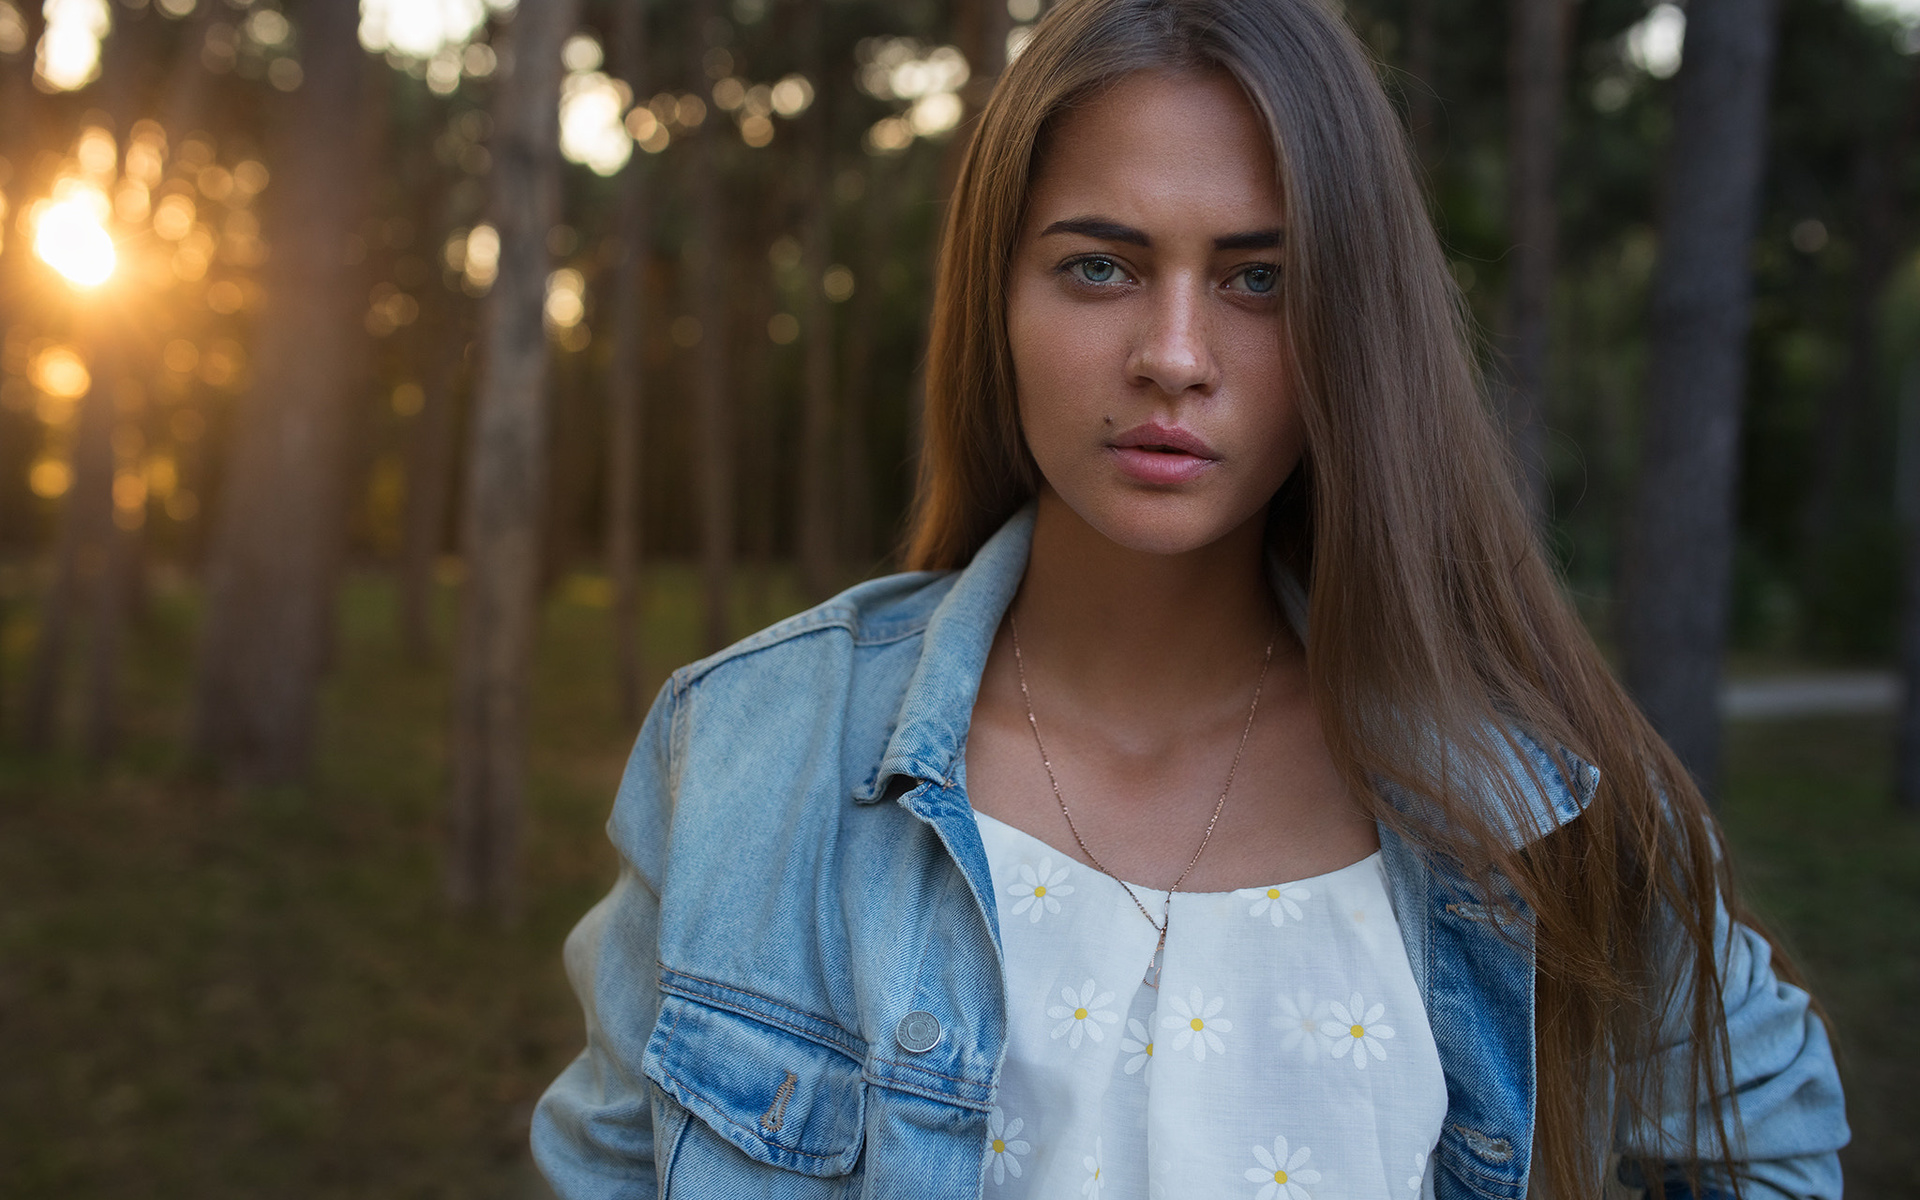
{"left": 1145, "top": 1042, "right": 1153, "bottom": 1056}
{"left": 992, "top": 1139, "right": 1006, "bottom": 1154}
{"left": 1350, "top": 1023, "right": 1366, "bottom": 1038}
{"left": 1190, "top": 1017, "right": 1205, "bottom": 1031}
{"left": 1274, "top": 1169, "right": 1289, "bottom": 1184}
{"left": 1033, "top": 885, "right": 1046, "bottom": 897}
{"left": 1074, "top": 1007, "right": 1088, "bottom": 1019}
{"left": 1266, "top": 888, "right": 1280, "bottom": 899}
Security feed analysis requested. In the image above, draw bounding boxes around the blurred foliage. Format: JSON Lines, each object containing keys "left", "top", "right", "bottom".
{"left": 0, "top": 0, "right": 1915, "bottom": 658}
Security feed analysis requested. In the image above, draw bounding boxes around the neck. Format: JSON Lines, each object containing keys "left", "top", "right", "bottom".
{"left": 1012, "top": 489, "right": 1287, "bottom": 712}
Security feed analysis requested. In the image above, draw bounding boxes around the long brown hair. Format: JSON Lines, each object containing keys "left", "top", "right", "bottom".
{"left": 907, "top": 0, "right": 1783, "bottom": 1194}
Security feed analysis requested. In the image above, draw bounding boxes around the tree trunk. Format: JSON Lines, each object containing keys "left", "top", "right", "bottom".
{"left": 446, "top": 0, "right": 579, "bottom": 915}
{"left": 1879, "top": 59, "right": 1920, "bottom": 812}
{"left": 22, "top": 329, "right": 116, "bottom": 752}
{"left": 0, "top": 3, "right": 44, "bottom": 738}
{"left": 191, "top": 0, "right": 366, "bottom": 784}
{"left": 1, "top": 0, "right": 44, "bottom": 154}
{"left": 839, "top": 160, "right": 896, "bottom": 571}
{"left": 1496, "top": 0, "right": 1573, "bottom": 527}
{"left": 796, "top": 0, "right": 837, "bottom": 601}
{"left": 158, "top": 0, "right": 221, "bottom": 143}
{"left": 686, "top": 0, "right": 734, "bottom": 653}
{"left": 1898, "top": 360, "right": 1920, "bottom": 814}
{"left": 399, "top": 299, "right": 466, "bottom": 664}
{"left": 538, "top": 341, "right": 593, "bottom": 593}
{"left": 1617, "top": 0, "right": 1782, "bottom": 801}
{"left": 737, "top": 198, "right": 778, "bottom": 620}
{"left": 606, "top": 0, "right": 650, "bottom": 725}
{"left": 83, "top": 490, "right": 133, "bottom": 762}
{"left": 78, "top": 1, "right": 156, "bottom": 764}
{"left": 1803, "top": 60, "right": 1919, "bottom": 627}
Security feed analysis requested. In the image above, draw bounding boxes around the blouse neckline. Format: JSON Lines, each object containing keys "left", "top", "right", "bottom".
{"left": 972, "top": 807, "right": 1384, "bottom": 897}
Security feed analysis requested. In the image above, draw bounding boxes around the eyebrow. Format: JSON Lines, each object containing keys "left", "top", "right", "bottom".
{"left": 1038, "top": 217, "right": 1283, "bottom": 251}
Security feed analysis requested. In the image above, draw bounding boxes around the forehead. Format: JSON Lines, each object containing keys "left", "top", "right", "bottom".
{"left": 1025, "top": 69, "right": 1283, "bottom": 237}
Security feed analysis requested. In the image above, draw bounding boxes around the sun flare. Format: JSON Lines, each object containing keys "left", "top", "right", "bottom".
{"left": 34, "top": 190, "right": 117, "bottom": 288}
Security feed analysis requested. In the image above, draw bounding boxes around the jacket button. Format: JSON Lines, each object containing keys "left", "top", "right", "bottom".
{"left": 895, "top": 1011, "right": 942, "bottom": 1053}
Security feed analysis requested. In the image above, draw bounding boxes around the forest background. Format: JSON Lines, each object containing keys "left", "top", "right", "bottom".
{"left": 2, "top": 0, "right": 1918, "bottom": 1194}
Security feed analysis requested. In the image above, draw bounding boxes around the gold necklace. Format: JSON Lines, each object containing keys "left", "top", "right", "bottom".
{"left": 1006, "top": 613, "right": 1277, "bottom": 987}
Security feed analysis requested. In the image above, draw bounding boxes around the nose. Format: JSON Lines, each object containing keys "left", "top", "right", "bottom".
{"left": 1125, "top": 278, "right": 1218, "bottom": 396}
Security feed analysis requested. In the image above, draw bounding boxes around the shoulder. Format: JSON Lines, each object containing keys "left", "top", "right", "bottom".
{"left": 664, "top": 567, "right": 958, "bottom": 699}
{"left": 643, "top": 569, "right": 961, "bottom": 804}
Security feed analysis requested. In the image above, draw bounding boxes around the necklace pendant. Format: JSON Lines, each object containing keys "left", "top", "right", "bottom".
{"left": 1144, "top": 937, "right": 1165, "bottom": 989}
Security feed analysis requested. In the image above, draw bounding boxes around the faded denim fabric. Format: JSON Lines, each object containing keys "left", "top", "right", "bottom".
{"left": 532, "top": 505, "right": 1848, "bottom": 1199}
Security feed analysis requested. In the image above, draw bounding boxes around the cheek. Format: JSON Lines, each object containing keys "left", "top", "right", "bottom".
{"left": 1225, "top": 323, "right": 1302, "bottom": 464}
{"left": 1007, "top": 277, "right": 1109, "bottom": 454}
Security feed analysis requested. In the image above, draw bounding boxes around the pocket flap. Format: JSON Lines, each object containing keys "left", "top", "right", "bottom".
{"left": 643, "top": 991, "right": 866, "bottom": 1177}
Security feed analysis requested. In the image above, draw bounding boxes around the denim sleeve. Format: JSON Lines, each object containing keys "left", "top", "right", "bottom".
{"left": 531, "top": 683, "right": 679, "bottom": 1198}
{"left": 1616, "top": 894, "right": 1849, "bottom": 1199}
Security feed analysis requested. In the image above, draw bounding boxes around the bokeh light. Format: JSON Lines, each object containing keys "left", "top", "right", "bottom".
{"left": 29, "top": 458, "right": 72, "bottom": 499}
{"left": 545, "top": 268, "right": 586, "bottom": 329}
{"left": 358, "top": 0, "right": 507, "bottom": 59}
{"left": 856, "top": 39, "right": 969, "bottom": 153}
{"left": 560, "top": 69, "right": 633, "bottom": 176}
{"left": 0, "top": 1, "right": 28, "bottom": 55}
{"left": 246, "top": 9, "right": 290, "bottom": 46}
{"left": 31, "top": 345, "right": 92, "bottom": 399}
{"left": 34, "top": 187, "right": 117, "bottom": 287}
{"left": 624, "top": 106, "right": 670, "bottom": 154}
{"left": 770, "top": 74, "right": 813, "bottom": 117}
{"left": 460, "top": 224, "right": 498, "bottom": 293}
{"left": 37, "top": 0, "right": 110, "bottom": 92}
{"left": 560, "top": 31, "right": 601, "bottom": 72}
{"left": 1626, "top": 4, "right": 1684, "bottom": 79}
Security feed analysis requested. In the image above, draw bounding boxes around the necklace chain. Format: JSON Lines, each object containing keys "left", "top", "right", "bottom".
{"left": 1007, "top": 613, "right": 1277, "bottom": 981}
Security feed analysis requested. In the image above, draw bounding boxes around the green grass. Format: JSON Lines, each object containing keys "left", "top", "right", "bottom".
{"left": 1719, "top": 718, "right": 1920, "bottom": 1197}
{"left": 1, "top": 569, "right": 1914, "bottom": 1196}
{"left": 0, "top": 564, "right": 805, "bottom": 1199}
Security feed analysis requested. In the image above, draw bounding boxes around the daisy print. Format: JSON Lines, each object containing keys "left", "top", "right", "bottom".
{"left": 1162, "top": 987, "right": 1231, "bottom": 1061}
{"left": 1320, "top": 991, "right": 1395, "bottom": 1069}
{"left": 1235, "top": 881, "right": 1310, "bottom": 926}
{"left": 1082, "top": 1135, "right": 1105, "bottom": 1198}
{"left": 1245, "top": 1134, "right": 1321, "bottom": 1200}
{"left": 1008, "top": 856, "right": 1074, "bottom": 923}
{"left": 1407, "top": 1150, "right": 1428, "bottom": 1191}
{"left": 1048, "top": 979, "right": 1119, "bottom": 1048}
{"left": 983, "top": 1107, "right": 1030, "bottom": 1186}
{"left": 1121, "top": 1017, "right": 1154, "bottom": 1079}
{"left": 1273, "top": 990, "right": 1328, "bottom": 1063}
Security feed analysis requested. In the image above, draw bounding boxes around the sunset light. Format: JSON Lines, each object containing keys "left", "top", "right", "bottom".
{"left": 34, "top": 189, "right": 117, "bottom": 287}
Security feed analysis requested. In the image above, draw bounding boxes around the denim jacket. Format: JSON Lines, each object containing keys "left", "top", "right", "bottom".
{"left": 532, "top": 507, "right": 1847, "bottom": 1199}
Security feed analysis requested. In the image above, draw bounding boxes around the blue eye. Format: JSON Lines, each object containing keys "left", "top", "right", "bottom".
{"left": 1071, "top": 257, "right": 1120, "bottom": 284}
{"left": 1237, "top": 264, "right": 1279, "bottom": 294}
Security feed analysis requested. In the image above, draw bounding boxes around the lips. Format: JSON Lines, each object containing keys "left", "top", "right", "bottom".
{"left": 1106, "top": 421, "right": 1219, "bottom": 485}
{"left": 1108, "top": 422, "right": 1218, "bottom": 459}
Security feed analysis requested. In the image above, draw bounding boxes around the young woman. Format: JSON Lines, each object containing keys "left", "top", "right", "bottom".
{"left": 532, "top": 0, "right": 1848, "bottom": 1196}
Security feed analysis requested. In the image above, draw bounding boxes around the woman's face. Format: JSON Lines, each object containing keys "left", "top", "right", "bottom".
{"left": 1008, "top": 68, "right": 1302, "bottom": 557}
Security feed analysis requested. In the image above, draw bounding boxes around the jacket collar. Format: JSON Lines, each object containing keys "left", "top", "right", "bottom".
{"left": 853, "top": 503, "right": 1598, "bottom": 846}
{"left": 854, "top": 504, "right": 1035, "bottom": 799}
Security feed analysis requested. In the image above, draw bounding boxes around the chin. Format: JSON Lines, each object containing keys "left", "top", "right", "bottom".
{"left": 1058, "top": 487, "right": 1261, "bottom": 558}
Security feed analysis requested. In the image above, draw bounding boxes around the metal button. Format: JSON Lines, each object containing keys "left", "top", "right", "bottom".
{"left": 895, "top": 1011, "right": 942, "bottom": 1054}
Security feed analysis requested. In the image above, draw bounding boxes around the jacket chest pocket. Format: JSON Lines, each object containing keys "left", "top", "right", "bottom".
{"left": 644, "top": 990, "right": 868, "bottom": 1195}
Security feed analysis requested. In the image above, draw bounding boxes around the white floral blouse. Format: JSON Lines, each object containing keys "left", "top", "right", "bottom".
{"left": 975, "top": 810, "right": 1447, "bottom": 1199}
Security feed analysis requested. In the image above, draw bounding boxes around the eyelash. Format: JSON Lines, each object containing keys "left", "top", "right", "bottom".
{"left": 1057, "top": 255, "right": 1282, "bottom": 295}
